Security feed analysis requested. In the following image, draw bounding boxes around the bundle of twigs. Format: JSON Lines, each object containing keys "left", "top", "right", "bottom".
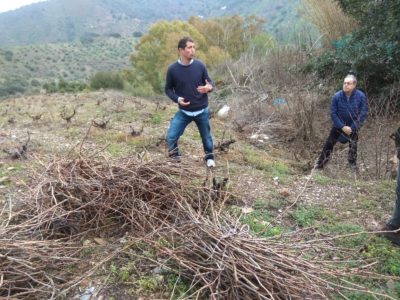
{"left": 0, "top": 239, "right": 79, "bottom": 299}
{"left": 141, "top": 219, "right": 393, "bottom": 299}
{"left": 10, "top": 156, "right": 211, "bottom": 239}
{"left": 3, "top": 154, "right": 396, "bottom": 299}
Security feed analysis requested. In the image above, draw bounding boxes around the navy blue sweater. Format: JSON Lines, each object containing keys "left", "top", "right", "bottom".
{"left": 165, "top": 60, "right": 213, "bottom": 112}
{"left": 330, "top": 89, "right": 368, "bottom": 131}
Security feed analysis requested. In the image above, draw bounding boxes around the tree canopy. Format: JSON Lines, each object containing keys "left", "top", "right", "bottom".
{"left": 130, "top": 16, "right": 268, "bottom": 93}
{"left": 309, "top": 0, "right": 400, "bottom": 96}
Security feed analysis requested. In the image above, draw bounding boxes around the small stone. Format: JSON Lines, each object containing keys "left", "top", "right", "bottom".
{"left": 241, "top": 207, "right": 254, "bottom": 214}
{"left": 93, "top": 238, "right": 106, "bottom": 245}
{"left": 83, "top": 240, "right": 92, "bottom": 246}
{"left": 0, "top": 176, "right": 9, "bottom": 184}
{"left": 277, "top": 188, "right": 290, "bottom": 197}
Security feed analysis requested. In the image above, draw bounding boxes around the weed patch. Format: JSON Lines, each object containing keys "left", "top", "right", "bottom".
{"left": 292, "top": 205, "right": 325, "bottom": 227}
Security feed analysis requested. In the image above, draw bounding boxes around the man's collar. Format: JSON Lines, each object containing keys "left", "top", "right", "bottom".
{"left": 343, "top": 89, "right": 356, "bottom": 97}
{"left": 178, "top": 58, "right": 194, "bottom": 66}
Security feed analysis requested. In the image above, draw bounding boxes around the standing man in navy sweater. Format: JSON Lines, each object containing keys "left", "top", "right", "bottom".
{"left": 315, "top": 74, "right": 368, "bottom": 170}
{"left": 165, "top": 37, "right": 215, "bottom": 167}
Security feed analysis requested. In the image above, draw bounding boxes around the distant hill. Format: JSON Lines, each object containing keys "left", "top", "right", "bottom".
{"left": 0, "top": 0, "right": 301, "bottom": 46}
{"left": 0, "top": 36, "right": 135, "bottom": 97}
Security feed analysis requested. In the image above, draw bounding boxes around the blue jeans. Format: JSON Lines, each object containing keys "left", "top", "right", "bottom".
{"left": 388, "top": 164, "right": 400, "bottom": 228}
{"left": 166, "top": 108, "right": 214, "bottom": 160}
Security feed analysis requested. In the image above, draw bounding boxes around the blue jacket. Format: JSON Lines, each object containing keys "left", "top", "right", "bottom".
{"left": 330, "top": 89, "right": 368, "bottom": 131}
{"left": 165, "top": 59, "right": 213, "bottom": 112}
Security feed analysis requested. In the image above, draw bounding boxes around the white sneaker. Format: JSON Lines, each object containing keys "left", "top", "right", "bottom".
{"left": 206, "top": 159, "right": 216, "bottom": 168}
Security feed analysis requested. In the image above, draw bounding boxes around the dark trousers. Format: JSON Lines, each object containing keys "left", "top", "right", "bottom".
{"left": 388, "top": 164, "right": 400, "bottom": 229}
{"left": 316, "top": 127, "right": 359, "bottom": 167}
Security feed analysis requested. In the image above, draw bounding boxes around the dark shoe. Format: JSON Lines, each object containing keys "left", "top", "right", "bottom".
{"left": 380, "top": 224, "right": 400, "bottom": 246}
{"left": 347, "top": 163, "right": 359, "bottom": 172}
{"left": 314, "top": 163, "right": 323, "bottom": 170}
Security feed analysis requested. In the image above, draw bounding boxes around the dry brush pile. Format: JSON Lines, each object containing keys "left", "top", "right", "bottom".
{"left": 0, "top": 154, "right": 397, "bottom": 299}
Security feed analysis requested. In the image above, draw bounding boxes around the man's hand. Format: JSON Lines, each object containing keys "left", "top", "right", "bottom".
{"left": 342, "top": 126, "right": 352, "bottom": 135}
{"left": 196, "top": 79, "right": 213, "bottom": 94}
{"left": 178, "top": 97, "right": 190, "bottom": 106}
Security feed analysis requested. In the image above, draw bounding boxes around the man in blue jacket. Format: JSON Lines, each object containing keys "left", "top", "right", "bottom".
{"left": 165, "top": 37, "right": 215, "bottom": 167}
{"left": 315, "top": 74, "right": 368, "bottom": 170}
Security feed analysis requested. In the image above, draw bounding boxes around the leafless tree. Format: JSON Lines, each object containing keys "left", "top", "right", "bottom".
{"left": 3, "top": 132, "right": 31, "bottom": 159}
{"left": 92, "top": 117, "right": 110, "bottom": 129}
{"left": 60, "top": 106, "right": 77, "bottom": 123}
{"left": 129, "top": 125, "right": 143, "bottom": 137}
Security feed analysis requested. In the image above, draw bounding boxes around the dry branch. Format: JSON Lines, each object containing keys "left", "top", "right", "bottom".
{"left": 2, "top": 132, "right": 31, "bottom": 159}
{"left": 2, "top": 155, "right": 396, "bottom": 299}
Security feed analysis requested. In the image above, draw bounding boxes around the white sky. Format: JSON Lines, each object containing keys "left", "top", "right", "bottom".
{"left": 0, "top": 0, "right": 47, "bottom": 13}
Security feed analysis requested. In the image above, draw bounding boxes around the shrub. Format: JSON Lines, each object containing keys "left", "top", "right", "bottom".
{"left": 0, "top": 77, "right": 28, "bottom": 97}
{"left": 30, "top": 79, "right": 41, "bottom": 87}
{"left": 3, "top": 50, "right": 13, "bottom": 62}
{"left": 305, "top": 0, "right": 400, "bottom": 106}
{"left": 108, "top": 32, "right": 121, "bottom": 38}
{"left": 300, "top": 0, "right": 355, "bottom": 48}
{"left": 90, "top": 71, "right": 124, "bottom": 90}
{"left": 42, "top": 79, "right": 88, "bottom": 93}
{"left": 80, "top": 32, "right": 100, "bottom": 44}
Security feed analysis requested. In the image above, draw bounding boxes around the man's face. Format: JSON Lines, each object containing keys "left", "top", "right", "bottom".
{"left": 343, "top": 78, "right": 356, "bottom": 94}
{"left": 179, "top": 41, "right": 195, "bottom": 60}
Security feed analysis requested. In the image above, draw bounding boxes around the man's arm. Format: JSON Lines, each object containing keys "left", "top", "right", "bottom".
{"left": 165, "top": 67, "right": 179, "bottom": 103}
{"left": 351, "top": 93, "right": 368, "bottom": 131}
{"left": 330, "top": 95, "right": 345, "bottom": 129}
{"left": 203, "top": 65, "right": 214, "bottom": 92}
{"left": 196, "top": 63, "right": 214, "bottom": 94}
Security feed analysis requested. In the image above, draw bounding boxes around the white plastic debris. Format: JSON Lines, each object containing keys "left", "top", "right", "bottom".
{"left": 217, "top": 105, "right": 230, "bottom": 119}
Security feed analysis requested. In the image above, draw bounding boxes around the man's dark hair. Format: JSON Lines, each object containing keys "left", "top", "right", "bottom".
{"left": 178, "top": 37, "right": 193, "bottom": 50}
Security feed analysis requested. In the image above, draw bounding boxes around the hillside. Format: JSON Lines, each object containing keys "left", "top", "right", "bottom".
{"left": 0, "top": 91, "right": 399, "bottom": 298}
{"left": 0, "top": 0, "right": 301, "bottom": 46}
{"left": 0, "top": 36, "right": 135, "bottom": 97}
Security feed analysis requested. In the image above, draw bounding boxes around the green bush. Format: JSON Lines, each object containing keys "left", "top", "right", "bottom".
{"left": 307, "top": 0, "right": 400, "bottom": 102}
{"left": 0, "top": 77, "right": 28, "bottom": 97}
{"left": 30, "top": 79, "right": 41, "bottom": 87}
{"left": 42, "top": 79, "right": 88, "bottom": 93}
{"left": 80, "top": 32, "right": 100, "bottom": 44}
{"left": 3, "top": 50, "right": 13, "bottom": 62}
{"left": 90, "top": 71, "right": 124, "bottom": 90}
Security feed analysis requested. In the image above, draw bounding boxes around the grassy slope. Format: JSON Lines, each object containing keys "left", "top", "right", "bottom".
{"left": 0, "top": 91, "right": 399, "bottom": 298}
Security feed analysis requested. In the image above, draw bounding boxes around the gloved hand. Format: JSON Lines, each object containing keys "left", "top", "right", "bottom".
{"left": 391, "top": 126, "right": 400, "bottom": 159}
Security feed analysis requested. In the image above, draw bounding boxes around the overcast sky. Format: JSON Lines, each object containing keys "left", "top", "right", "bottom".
{"left": 0, "top": 0, "right": 47, "bottom": 13}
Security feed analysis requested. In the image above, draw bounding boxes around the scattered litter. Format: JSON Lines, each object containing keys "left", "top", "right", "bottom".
{"left": 272, "top": 97, "right": 286, "bottom": 105}
{"left": 79, "top": 286, "right": 95, "bottom": 300}
{"left": 217, "top": 105, "right": 230, "bottom": 119}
